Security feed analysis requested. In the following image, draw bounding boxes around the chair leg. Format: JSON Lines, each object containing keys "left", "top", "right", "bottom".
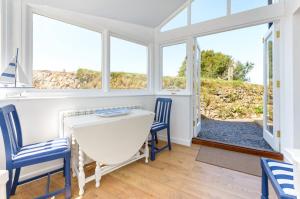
{"left": 64, "top": 152, "right": 72, "bottom": 199}
{"left": 150, "top": 132, "right": 156, "bottom": 161}
{"left": 6, "top": 169, "right": 13, "bottom": 199}
{"left": 261, "top": 168, "right": 269, "bottom": 199}
{"left": 10, "top": 168, "right": 21, "bottom": 195}
{"left": 167, "top": 127, "right": 172, "bottom": 150}
{"left": 63, "top": 158, "right": 66, "bottom": 177}
{"left": 155, "top": 133, "right": 158, "bottom": 144}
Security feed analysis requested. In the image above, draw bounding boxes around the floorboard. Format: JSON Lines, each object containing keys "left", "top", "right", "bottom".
{"left": 11, "top": 143, "right": 277, "bottom": 199}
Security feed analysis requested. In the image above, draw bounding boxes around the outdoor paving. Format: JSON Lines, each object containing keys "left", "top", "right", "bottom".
{"left": 197, "top": 118, "right": 273, "bottom": 151}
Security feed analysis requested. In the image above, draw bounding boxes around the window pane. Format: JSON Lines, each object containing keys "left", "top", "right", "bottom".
{"left": 33, "top": 14, "right": 102, "bottom": 89}
{"left": 161, "top": 8, "right": 188, "bottom": 32}
{"left": 266, "top": 36, "right": 273, "bottom": 133}
{"left": 191, "top": 0, "right": 227, "bottom": 24}
{"left": 231, "top": 0, "right": 268, "bottom": 14}
{"left": 162, "top": 43, "right": 187, "bottom": 90}
{"left": 110, "top": 36, "right": 148, "bottom": 89}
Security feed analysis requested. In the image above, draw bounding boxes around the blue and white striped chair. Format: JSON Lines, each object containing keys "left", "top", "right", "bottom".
{"left": 0, "top": 104, "right": 71, "bottom": 199}
{"left": 150, "top": 98, "right": 172, "bottom": 161}
{"left": 261, "top": 158, "right": 297, "bottom": 199}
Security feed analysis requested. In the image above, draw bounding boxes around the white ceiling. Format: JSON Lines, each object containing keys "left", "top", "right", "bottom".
{"left": 38, "top": 0, "right": 188, "bottom": 28}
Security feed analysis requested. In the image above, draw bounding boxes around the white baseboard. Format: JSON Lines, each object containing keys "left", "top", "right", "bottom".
{"left": 157, "top": 135, "right": 191, "bottom": 146}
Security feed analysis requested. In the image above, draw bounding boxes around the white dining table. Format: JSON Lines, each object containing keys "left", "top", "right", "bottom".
{"left": 64, "top": 109, "right": 154, "bottom": 196}
{"left": 0, "top": 170, "right": 8, "bottom": 199}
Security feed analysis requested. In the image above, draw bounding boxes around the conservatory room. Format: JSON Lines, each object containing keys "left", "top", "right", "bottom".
{"left": 0, "top": 0, "right": 300, "bottom": 198}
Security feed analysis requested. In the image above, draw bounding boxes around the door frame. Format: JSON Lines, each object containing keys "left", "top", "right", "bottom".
{"left": 263, "top": 22, "right": 280, "bottom": 152}
{"left": 192, "top": 38, "right": 201, "bottom": 137}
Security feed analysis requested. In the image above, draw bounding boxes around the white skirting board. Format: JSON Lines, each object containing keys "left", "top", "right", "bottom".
{"left": 157, "top": 134, "right": 192, "bottom": 146}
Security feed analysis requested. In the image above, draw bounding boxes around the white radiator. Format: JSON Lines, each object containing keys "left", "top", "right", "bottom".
{"left": 59, "top": 105, "right": 142, "bottom": 138}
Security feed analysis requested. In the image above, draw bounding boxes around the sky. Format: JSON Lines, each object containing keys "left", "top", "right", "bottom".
{"left": 33, "top": 14, "right": 147, "bottom": 74}
{"left": 33, "top": 0, "right": 269, "bottom": 84}
{"left": 197, "top": 24, "right": 268, "bottom": 85}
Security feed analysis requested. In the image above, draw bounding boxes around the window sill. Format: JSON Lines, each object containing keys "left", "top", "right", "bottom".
{"left": 0, "top": 88, "right": 154, "bottom": 101}
{"left": 155, "top": 90, "right": 192, "bottom": 96}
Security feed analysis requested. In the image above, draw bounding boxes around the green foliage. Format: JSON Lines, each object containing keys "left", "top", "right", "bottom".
{"left": 177, "top": 50, "right": 254, "bottom": 82}
{"left": 178, "top": 58, "right": 187, "bottom": 77}
{"left": 200, "top": 78, "right": 264, "bottom": 119}
{"left": 34, "top": 68, "right": 263, "bottom": 120}
{"left": 254, "top": 105, "right": 264, "bottom": 114}
{"left": 163, "top": 76, "right": 186, "bottom": 89}
{"left": 76, "top": 68, "right": 102, "bottom": 89}
{"left": 233, "top": 61, "right": 254, "bottom": 81}
{"left": 201, "top": 50, "right": 233, "bottom": 79}
{"left": 110, "top": 72, "right": 147, "bottom": 89}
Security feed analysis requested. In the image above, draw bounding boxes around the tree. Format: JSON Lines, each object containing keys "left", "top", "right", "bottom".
{"left": 178, "top": 57, "right": 187, "bottom": 77}
{"left": 177, "top": 50, "right": 254, "bottom": 82}
{"left": 201, "top": 50, "right": 234, "bottom": 79}
{"left": 233, "top": 61, "right": 254, "bottom": 81}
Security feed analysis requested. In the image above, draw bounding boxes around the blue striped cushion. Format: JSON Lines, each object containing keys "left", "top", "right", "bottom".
{"left": 151, "top": 121, "right": 167, "bottom": 131}
{"left": 13, "top": 138, "right": 69, "bottom": 161}
{"left": 267, "top": 160, "right": 297, "bottom": 197}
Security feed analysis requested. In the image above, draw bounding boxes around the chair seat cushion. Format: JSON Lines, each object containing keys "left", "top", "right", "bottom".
{"left": 267, "top": 159, "right": 297, "bottom": 197}
{"left": 151, "top": 121, "right": 167, "bottom": 132}
{"left": 12, "top": 138, "right": 69, "bottom": 166}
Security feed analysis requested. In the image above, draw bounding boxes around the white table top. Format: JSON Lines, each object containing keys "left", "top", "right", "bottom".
{"left": 65, "top": 109, "right": 154, "bottom": 129}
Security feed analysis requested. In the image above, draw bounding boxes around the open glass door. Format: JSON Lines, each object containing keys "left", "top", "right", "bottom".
{"left": 263, "top": 24, "right": 280, "bottom": 151}
{"left": 193, "top": 39, "right": 201, "bottom": 137}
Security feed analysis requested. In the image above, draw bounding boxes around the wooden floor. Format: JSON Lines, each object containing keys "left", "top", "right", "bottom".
{"left": 11, "top": 143, "right": 276, "bottom": 199}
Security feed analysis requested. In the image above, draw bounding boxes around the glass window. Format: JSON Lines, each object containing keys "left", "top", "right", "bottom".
{"left": 110, "top": 36, "right": 148, "bottom": 89}
{"left": 266, "top": 36, "right": 273, "bottom": 133}
{"left": 231, "top": 0, "right": 268, "bottom": 14}
{"left": 162, "top": 43, "right": 187, "bottom": 90}
{"left": 161, "top": 8, "right": 188, "bottom": 32}
{"left": 191, "top": 0, "right": 227, "bottom": 24}
{"left": 32, "top": 14, "right": 102, "bottom": 89}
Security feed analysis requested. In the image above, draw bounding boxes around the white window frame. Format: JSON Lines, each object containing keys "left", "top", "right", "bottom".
{"left": 29, "top": 12, "right": 105, "bottom": 92}
{"left": 0, "top": 0, "right": 8, "bottom": 74}
{"left": 17, "top": 6, "right": 153, "bottom": 97}
{"left": 158, "top": 1, "right": 191, "bottom": 32}
{"left": 108, "top": 32, "right": 152, "bottom": 94}
{"left": 158, "top": 39, "right": 192, "bottom": 95}
{"left": 158, "top": 0, "right": 277, "bottom": 32}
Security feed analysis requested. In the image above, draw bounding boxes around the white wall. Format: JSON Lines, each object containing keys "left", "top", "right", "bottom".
{"left": 280, "top": 14, "right": 295, "bottom": 154}
{"left": 0, "top": 96, "right": 156, "bottom": 180}
{"left": 280, "top": 0, "right": 300, "bottom": 157}
{"left": 292, "top": 10, "right": 300, "bottom": 149}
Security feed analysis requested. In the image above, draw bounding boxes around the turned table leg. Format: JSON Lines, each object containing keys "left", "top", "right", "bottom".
{"left": 78, "top": 146, "right": 85, "bottom": 196}
{"left": 71, "top": 134, "right": 77, "bottom": 177}
{"left": 145, "top": 136, "right": 149, "bottom": 163}
{"left": 95, "top": 162, "right": 102, "bottom": 188}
